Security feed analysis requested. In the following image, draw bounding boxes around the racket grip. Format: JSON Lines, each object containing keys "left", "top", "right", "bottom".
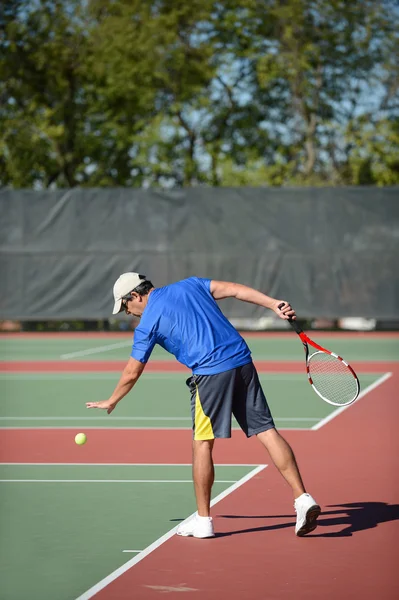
{"left": 277, "top": 303, "right": 303, "bottom": 334}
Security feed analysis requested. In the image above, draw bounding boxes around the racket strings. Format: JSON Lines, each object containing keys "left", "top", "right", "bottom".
{"left": 308, "top": 352, "right": 358, "bottom": 406}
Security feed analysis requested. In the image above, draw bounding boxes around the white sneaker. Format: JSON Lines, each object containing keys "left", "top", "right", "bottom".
{"left": 176, "top": 514, "right": 215, "bottom": 538}
{"left": 294, "top": 493, "right": 321, "bottom": 536}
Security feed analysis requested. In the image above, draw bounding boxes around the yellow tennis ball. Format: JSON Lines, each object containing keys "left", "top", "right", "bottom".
{"left": 75, "top": 433, "right": 87, "bottom": 445}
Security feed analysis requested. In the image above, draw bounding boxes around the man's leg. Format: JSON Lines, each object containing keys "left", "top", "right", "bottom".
{"left": 256, "top": 428, "right": 306, "bottom": 499}
{"left": 192, "top": 439, "right": 215, "bottom": 516}
{"left": 234, "top": 363, "right": 320, "bottom": 536}
{"left": 234, "top": 363, "right": 306, "bottom": 500}
{"left": 176, "top": 438, "right": 215, "bottom": 537}
{"left": 178, "top": 370, "right": 234, "bottom": 538}
{"left": 257, "top": 428, "right": 321, "bottom": 536}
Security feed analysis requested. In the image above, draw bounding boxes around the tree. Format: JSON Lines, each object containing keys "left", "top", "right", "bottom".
{"left": 1, "top": 0, "right": 398, "bottom": 188}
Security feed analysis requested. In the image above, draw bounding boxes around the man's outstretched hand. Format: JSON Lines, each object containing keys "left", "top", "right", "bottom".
{"left": 86, "top": 399, "right": 118, "bottom": 415}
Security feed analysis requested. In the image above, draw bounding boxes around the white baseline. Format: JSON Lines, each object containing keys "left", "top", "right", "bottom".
{"left": 312, "top": 372, "right": 392, "bottom": 431}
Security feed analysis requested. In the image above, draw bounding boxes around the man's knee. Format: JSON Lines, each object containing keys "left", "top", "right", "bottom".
{"left": 193, "top": 439, "right": 215, "bottom": 448}
{"left": 256, "top": 427, "right": 277, "bottom": 441}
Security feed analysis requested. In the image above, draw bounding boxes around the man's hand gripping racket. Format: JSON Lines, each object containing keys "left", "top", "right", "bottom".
{"left": 278, "top": 303, "right": 360, "bottom": 407}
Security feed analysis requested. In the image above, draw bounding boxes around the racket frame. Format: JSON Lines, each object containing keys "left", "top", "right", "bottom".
{"left": 288, "top": 317, "right": 360, "bottom": 406}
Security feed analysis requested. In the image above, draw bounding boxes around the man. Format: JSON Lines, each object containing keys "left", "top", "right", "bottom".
{"left": 87, "top": 272, "right": 320, "bottom": 538}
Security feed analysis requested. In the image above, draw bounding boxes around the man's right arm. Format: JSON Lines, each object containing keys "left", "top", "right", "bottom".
{"left": 86, "top": 357, "right": 145, "bottom": 414}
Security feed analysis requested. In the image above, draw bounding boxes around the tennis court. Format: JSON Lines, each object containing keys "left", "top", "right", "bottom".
{"left": 1, "top": 332, "right": 398, "bottom": 600}
{"left": 3, "top": 4, "right": 398, "bottom": 598}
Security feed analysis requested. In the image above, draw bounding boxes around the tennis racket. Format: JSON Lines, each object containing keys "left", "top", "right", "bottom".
{"left": 279, "top": 305, "right": 360, "bottom": 406}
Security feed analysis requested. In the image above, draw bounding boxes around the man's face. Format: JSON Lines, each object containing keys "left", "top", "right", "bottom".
{"left": 122, "top": 292, "right": 143, "bottom": 317}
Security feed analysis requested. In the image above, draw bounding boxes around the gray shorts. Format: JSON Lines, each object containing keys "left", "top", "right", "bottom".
{"left": 186, "top": 361, "right": 275, "bottom": 440}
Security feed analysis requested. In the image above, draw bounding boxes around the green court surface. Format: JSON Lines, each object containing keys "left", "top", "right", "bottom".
{"left": 0, "top": 372, "right": 381, "bottom": 430}
{"left": 0, "top": 334, "right": 398, "bottom": 361}
{"left": 0, "top": 464, "right": 254, "bottom": 600}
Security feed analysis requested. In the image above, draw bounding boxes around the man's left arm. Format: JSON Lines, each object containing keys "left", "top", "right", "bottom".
{"left": 86, "top": 357, "right": 146, "bottom": 414}
{"left": 209, "top": 280, "right": 296, "bottom": 320}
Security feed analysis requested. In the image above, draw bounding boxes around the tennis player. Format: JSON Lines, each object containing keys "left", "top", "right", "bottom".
{"left": 86, "top": 273, "right": 320, "bottom": 538}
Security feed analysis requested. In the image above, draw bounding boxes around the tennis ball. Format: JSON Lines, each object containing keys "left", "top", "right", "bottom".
{"left": 75, "top": 433, "right": 87, "bottom": 445}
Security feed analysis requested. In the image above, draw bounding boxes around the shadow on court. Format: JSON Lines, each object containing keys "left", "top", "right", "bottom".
{"left": 212, "top": 502, "right": 399, "bottom": 538}
{"left": 308, "top": 502, "right": 399, "bottom": 537}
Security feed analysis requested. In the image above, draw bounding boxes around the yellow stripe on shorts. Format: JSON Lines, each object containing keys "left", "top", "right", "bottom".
{"left": 194, "top": 384, "right": 214, "bottom": 440}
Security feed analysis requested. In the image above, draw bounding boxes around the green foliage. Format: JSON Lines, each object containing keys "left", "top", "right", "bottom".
{"left": 1, "top": 0, "right": 398, "bottom": 188}
{"left": 345, "top": 117, "right": 399, "bottom": 185}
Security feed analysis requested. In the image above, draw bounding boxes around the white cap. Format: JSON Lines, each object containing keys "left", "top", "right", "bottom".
{"left": 112, "top": 272, "right": 147, "bottom": 314}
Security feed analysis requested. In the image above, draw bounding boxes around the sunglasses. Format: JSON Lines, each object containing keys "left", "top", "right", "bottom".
{"left": 121, "top": 293, "right": 133, "bottom": 312}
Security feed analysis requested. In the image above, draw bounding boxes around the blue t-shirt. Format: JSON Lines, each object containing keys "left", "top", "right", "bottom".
{"left": 131, "top": 277, "right": 252, "bottom": 375}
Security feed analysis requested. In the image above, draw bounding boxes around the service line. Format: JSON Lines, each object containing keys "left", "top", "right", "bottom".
{"left": 61, "top": 341, "right": 132, "bottom": 359}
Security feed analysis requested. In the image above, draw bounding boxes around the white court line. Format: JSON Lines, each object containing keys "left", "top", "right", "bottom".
{"left": 0, "top": 373, "right": 177, "bottom": 379}
{"left": 0, "top": 479, "right": 237, "bottom": 483}
{"left": 61, "top": 341, "right": 132, "bottom": 359}
{"left": 0, "top": 426, "right": 309, "bottom": 431}
{"left": 0, "top": 373, "right": 307, "bottom": 379}
{"left": 0, "top": 416, "right": 318, "bottom": 421}
{"left": 0, "top": 417, "right": 190, "bottom": 421}
{"left": 74, "top": 464, "right": 267, "bottom": 600}
{"left": 122, "top": 550, "right": 142, "bottom": 553}
{"left": 312, "top": 372, "right": 392, "bottom": 431}
{"left": 0, "top": 463, "right": 262, "bottom": 466}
